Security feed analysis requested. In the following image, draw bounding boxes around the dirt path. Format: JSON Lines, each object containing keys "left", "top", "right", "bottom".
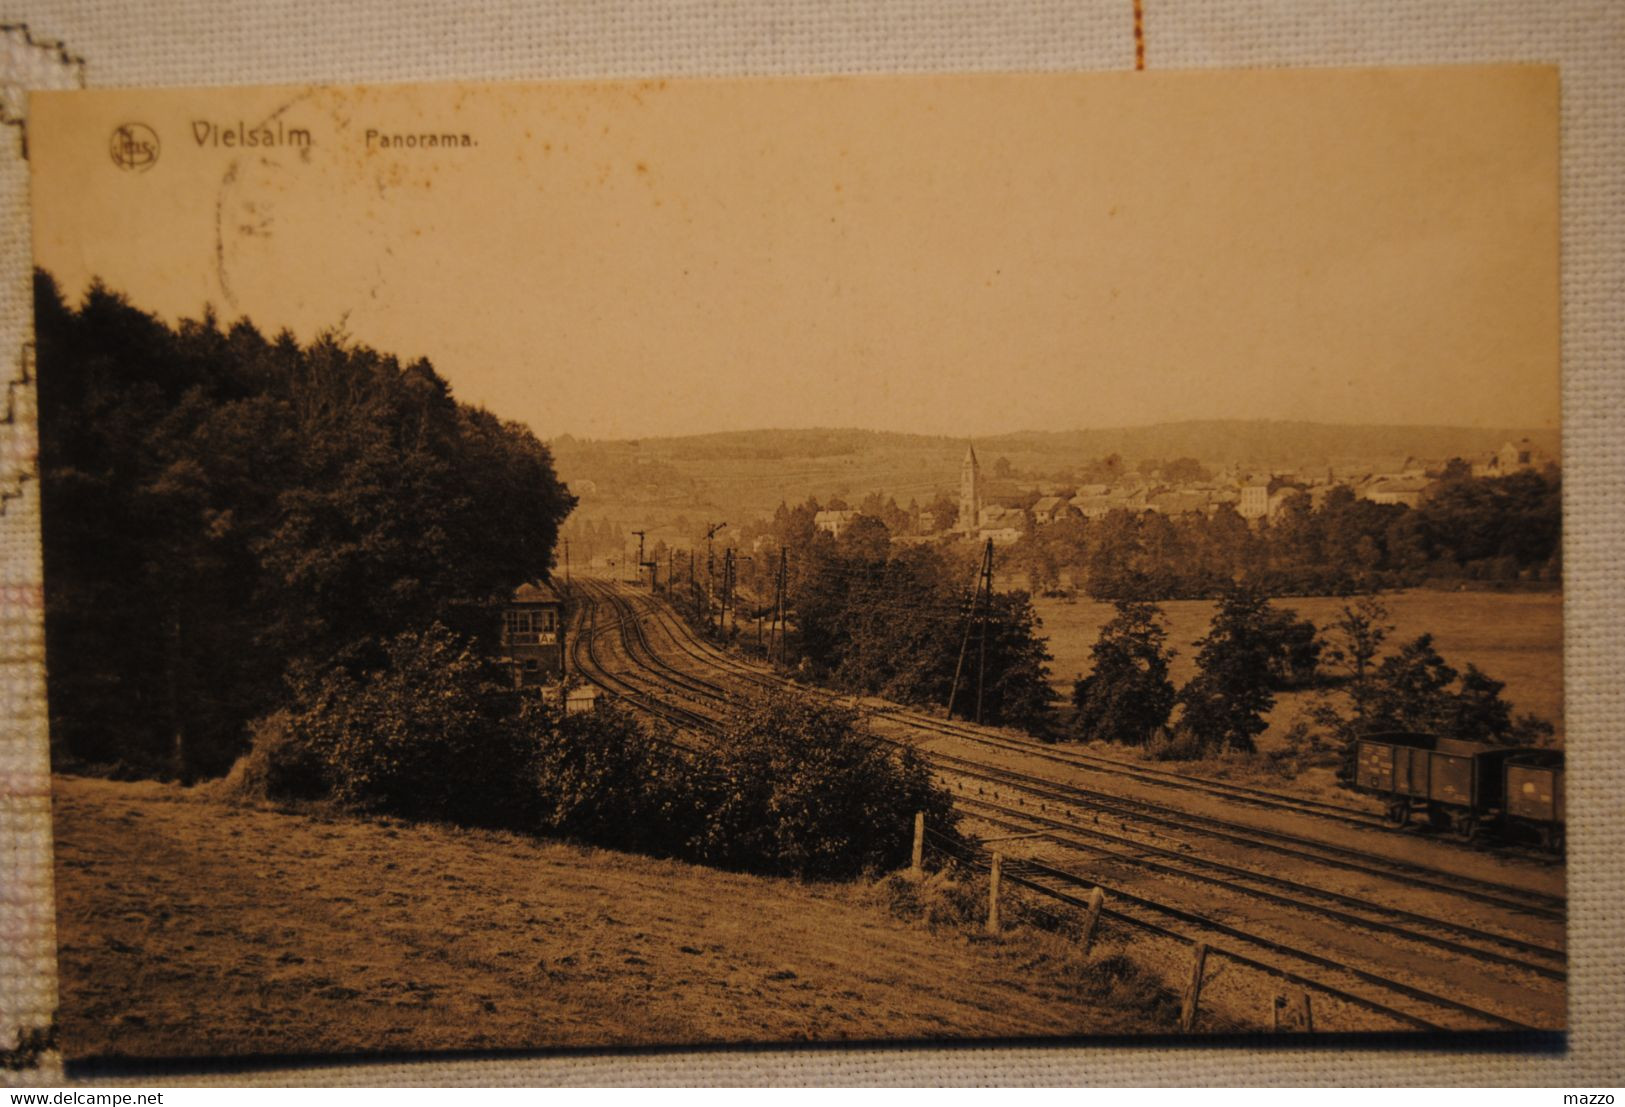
{"left": 52, "top": 776, "right": 1167, "bottom": 1061}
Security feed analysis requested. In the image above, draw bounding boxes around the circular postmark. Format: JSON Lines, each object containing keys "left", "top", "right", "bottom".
{"left": 110, "top": 123, "right": 160, "bottom": 172}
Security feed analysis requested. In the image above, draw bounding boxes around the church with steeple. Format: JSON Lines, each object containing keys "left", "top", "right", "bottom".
{"left": 958, "top": 444, "right": 981, "bottom": 534}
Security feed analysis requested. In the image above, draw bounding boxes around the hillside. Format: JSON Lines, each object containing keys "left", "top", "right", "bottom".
{"left": 613, "top": 421, "right": 1559, "bottom": 469}
{"left": 549, "top": 421, "right": 1559, "bottom": 541}
{"left": 51, "top": 777, "right": 1171, "bottom": 1061}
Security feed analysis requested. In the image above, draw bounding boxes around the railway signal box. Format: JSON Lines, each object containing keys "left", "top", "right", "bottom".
{"left": 502, "top": 580, "right": 566, "bottom": 688}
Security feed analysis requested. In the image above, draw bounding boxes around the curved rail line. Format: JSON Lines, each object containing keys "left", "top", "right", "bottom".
{"left": 613, "top": 583, "right": 1380, "bottom": 824}
{"left": 879, "top": 705, "right": 1389, "bottom": 827}
{"left": 564, "top": 578, "right": 1562, "bottom": 1034}
{"left": 568, "top": 585, "right": 716, "bottom": 738}
{"left": 611, "top": 582, "right": 1566, "bottom": 920}
{"left": 924, "top": 747, "right": 1564, "bottom": 922}
{"left": 595, "top": 579, "right": 1564, "bottom": 971}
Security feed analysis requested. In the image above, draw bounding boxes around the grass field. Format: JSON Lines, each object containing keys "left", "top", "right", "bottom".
{"left": 1030, "top": 588, "right": 1564, "bottom": 750}
{"left": 51, "top": 776, "right": 1175, "bottom": 1062}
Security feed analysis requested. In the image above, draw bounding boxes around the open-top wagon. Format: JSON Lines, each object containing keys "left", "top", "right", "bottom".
{"left": 1354, "top": 731, "right": 1562, "bottom": 852}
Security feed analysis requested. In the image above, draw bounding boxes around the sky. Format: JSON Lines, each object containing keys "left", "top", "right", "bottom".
{"left": 29, "top": 66, "right": 1560, "bottom": 441}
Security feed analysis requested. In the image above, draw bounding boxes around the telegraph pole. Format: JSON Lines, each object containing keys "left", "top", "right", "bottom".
{"left": 974, "top": 538, "right": 994, "bottom": 725}
{"left": 704, "top": 522, "right": 726, "bottom": 633}
{"left": 773, "top": 545, "right": 788, "bottom": 663}
{"left": 723, "top": 549, "right": 735, "bottom": 631}
{"left": 947, "top": 539, "right": 995, "bottom": 723}
{"left": 766, "top": 547, "right": 782, "bottom": 662}
{"left": 631, "top": 530, "right": 646, "bottom": 587}
{"left": 707, "top": 548, "right": 716, "bottom": 632}
{"left": 688, "top": 550, "right": 701, "bottom": 619}
{"left": 737, "top": 554, "right": 754, "bottom": 633}
{"left": 562, "top": 538, "right": 570, "bottom": 586}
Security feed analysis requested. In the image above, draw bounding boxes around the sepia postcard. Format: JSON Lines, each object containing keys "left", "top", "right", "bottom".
{"left": 25, "top": 67, "right": 1563, "bottom": 1064}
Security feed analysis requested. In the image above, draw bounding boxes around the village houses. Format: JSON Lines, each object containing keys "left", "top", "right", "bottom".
{"left": 813, "top": 509, "right": 861, "bottom": 538}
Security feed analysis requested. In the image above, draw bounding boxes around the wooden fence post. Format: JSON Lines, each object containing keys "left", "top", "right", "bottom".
{"left": 986, "top": 852, "right": 1003, "bottom": 935}
{"left": 1080, "top": 886, "right": 1105, "bottom": 954}
{"left": 1179, "top": 942, "right": 1208, "bottom": 1031}
{"left": 910, "top": 811, "right": 925, "bottom": 879}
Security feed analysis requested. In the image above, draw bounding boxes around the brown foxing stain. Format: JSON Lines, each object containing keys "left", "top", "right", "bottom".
{"left": 1133, "top": 0, "right": 1146, "bottom": 70}
{"left": 211, "top": 89, "right": 319, "bottom": 306}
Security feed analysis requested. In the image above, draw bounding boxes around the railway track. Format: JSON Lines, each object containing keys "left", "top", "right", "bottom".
{"left": 612, "top": 582, "right": 1566, "bottom": 921}
{"left": 951, "top": 796, "right": 1566, "bottom": 976}
{"left": 567, "top": 585, "right": 717, "bottom": 737}
{"left": 924, "top": 747, "right": 1564, "bottom": 921}
{"left": 880, "top": 706, "right": 1390, "bottom": 828}
{"left": 952, "top": 823, "right": 1537, "bottom": 1033}
{"left": 561, "top": 576, "right": 1566, "bottom": 1033}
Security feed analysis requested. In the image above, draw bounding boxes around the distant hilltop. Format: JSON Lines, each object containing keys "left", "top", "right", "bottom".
{"left": 550, "top": 419, "right": 1561, "bottom": 554}
{"left": 553, "top": 420, "right": 1559, "bottom": 471}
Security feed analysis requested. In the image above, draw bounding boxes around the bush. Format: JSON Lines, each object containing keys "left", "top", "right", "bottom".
{"left": 530, "top": 699, "right": 712, "bottom": 856}
{"left": 1073, "top": 953, "right": 1179, "bottom": 1019}
{"left": 873, "top": 862, "right": 1103, "bottom": 939}
{"left": 871, "top": 867, "right": 987, "bottom": 931}
{"left": 695, "top": 689, "right": 960, "bottom": 880}
{"left": 215, "top": 710, "right": 328, "bottom": 802}
{"left": 1145, "top": 727, "right": 1205, "bottom": 762}
{"left": 1263, "top": 718, "right": 1342, "bottom": 780}
{"left": 868, "top": 868, "right": 1178, "bottom": 1025}
{"left": 226, "top": 647, "right": 962, "bottom": 883}
{"left": 285, "top": 624, "right": 538, "bottom": 828}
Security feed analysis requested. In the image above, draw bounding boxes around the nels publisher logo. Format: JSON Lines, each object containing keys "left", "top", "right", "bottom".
{"left": 110, "top": 122, "right": 160, "bottom": 172}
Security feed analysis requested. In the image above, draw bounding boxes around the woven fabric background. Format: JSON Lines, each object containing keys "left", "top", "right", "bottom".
{"left": 1, "top": 0, "right": 1620, "bottom": 1087}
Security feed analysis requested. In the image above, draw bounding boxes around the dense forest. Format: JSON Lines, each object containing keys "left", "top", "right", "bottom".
{"left": 34, "top": 272, "right": 576, "bottom": 778}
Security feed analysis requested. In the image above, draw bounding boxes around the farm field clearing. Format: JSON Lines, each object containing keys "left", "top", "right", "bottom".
{"left": 51, "top": 776, "right": 1172, "bottom": 1062}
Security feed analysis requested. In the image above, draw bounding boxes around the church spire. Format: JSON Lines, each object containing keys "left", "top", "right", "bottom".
{"left": 959, "top": 442, "right": 981, "bottom": 533}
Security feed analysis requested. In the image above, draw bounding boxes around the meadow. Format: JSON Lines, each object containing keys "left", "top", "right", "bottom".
{"left": 51, "top": 776, "right": 1174, "bottom": 1061}
{"left": 1030, "top": 588, "right": 1565, "bottom": 750}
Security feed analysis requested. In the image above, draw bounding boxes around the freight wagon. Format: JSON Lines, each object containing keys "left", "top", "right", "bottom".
{"left": 1503, "top": 749, "right": 1566, "bottom": 852}
{"left": 1353, "top": 732, "right": 1564, "bottom": 852}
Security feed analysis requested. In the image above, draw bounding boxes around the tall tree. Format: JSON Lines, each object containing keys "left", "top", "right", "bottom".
{"left": 34, "top": 272, "right": 577, "bottom": 777}
{"left": 1308, "top": 594, "right": 1392, "bottom": 779}
{"left": 1072, "top": 600, "right": 1176, "bottom": 746}
{"left": 1176, "top": 585, "right": 1280, "bottom": 753}
{"left": 1362, "top": 634, "right": 1554, "bottom": 747}
{"left": 1163, "top": 457, "right": 1210, "bottom": 484}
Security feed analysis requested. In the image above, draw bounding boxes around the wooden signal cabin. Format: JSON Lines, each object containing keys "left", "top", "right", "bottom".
{"left": 502, "top": 580, "right": 565, "bottom": 688}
